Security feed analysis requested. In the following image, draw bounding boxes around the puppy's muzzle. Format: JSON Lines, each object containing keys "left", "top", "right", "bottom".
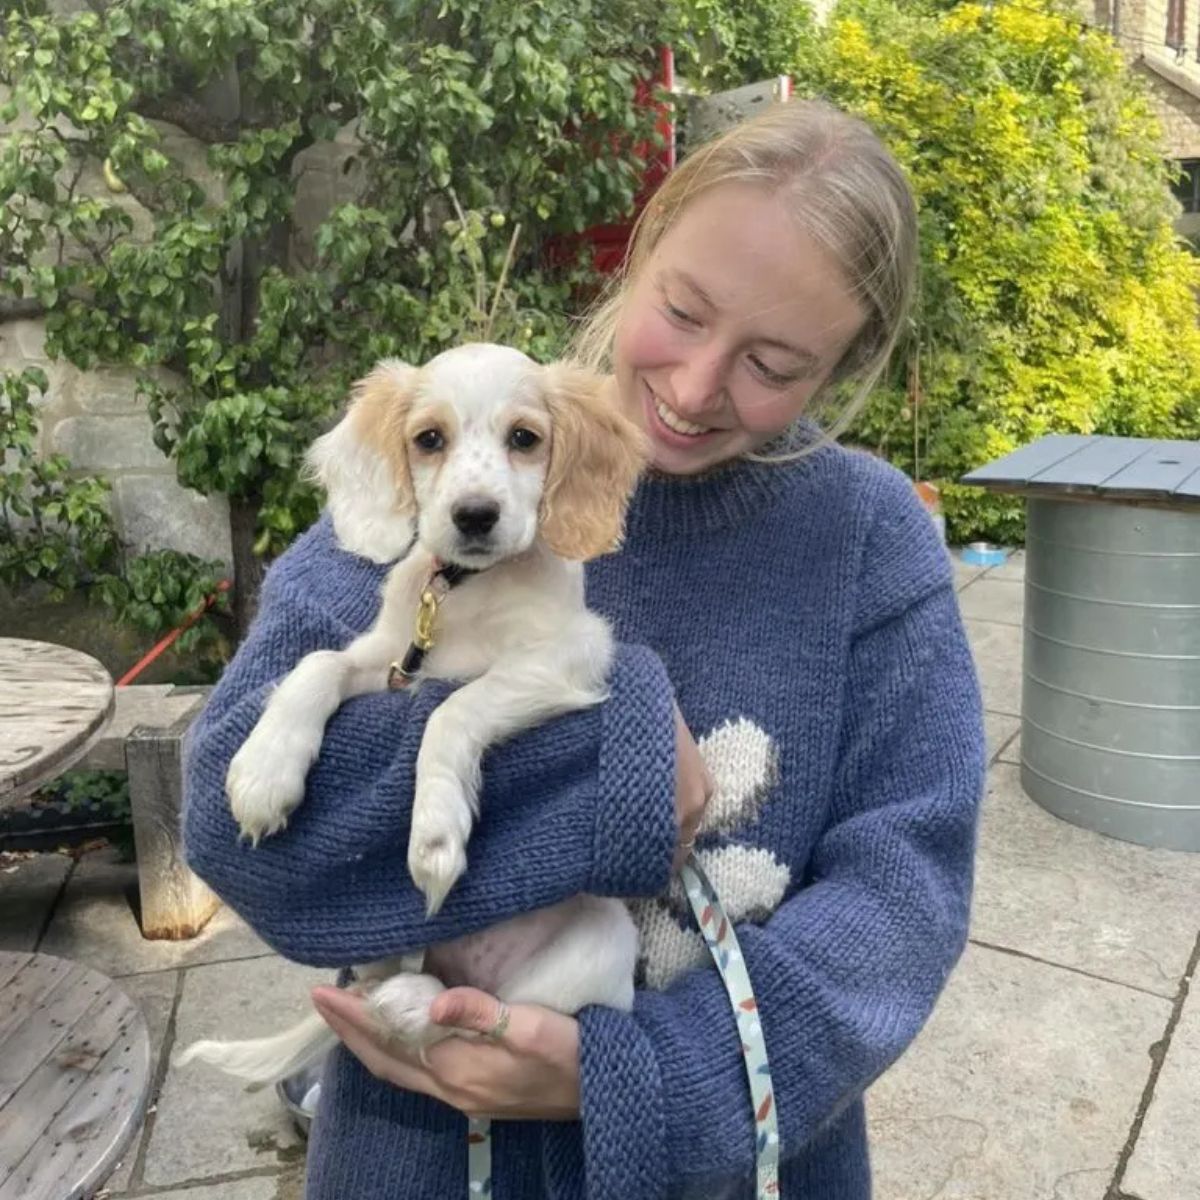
{"left": 452, "top": 498, "right": 501, "bottom": 541}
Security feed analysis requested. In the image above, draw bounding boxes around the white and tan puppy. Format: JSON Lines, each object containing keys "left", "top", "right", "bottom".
{"left": 177, "top": 343, "right": 647, "bottom": 1086}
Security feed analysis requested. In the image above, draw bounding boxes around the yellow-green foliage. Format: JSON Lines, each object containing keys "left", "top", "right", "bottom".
{"left": 793, "top": 0, "right": 1200, "bottom": 540}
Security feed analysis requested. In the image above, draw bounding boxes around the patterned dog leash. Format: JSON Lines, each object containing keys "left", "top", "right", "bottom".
{"left": 465, "top": 852, "right": 779, "bottom": 1198}
{"left": 680, "top": 853, "right": 780, "bottom": 1197}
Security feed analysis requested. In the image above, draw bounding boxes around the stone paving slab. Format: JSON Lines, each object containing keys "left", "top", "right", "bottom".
{"left": 868, "top": 942, "right": 1170, "bottom": 1200}
{"left": 1123, "top": 977, "right": 1200, "bottom": 1199}
{"left": 972, "top": 764, "right": 1200, "bottom": 998}
{"left": 953, "top": 557, "right": 989, "bottom": 589}
{"left": 956, "top": 576, "right": 1025, "bottom": 627}
{"left": 998, "top": 726, "right": 1021, "bottom": 765}
{"left": 104, "top": 970, "right": 179, "bottom": 1194}
{"left": 983, "top": 711, "right": 1021, "bottom": 765}
{"left": 981, "top": 549, "right": 1026, "bottom": 581}
{"left": 142, "top": 955, "right": 327, "bottom": 1190}
{"left": 39, "top": 845, "right": 271, "bottom": 978}
{"left": 964, "top": 618, "right": 1024, "bottom": 718}
{"left": 132, "top": 1174, "right": 302, "bottom": 1200}
{"left": 0, "top": 850, "right": 70, "bottom": 952}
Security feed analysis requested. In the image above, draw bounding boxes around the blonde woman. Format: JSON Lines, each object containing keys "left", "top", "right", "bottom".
{"left": 184, "top": 99, "right": 986, "bottom": 1199}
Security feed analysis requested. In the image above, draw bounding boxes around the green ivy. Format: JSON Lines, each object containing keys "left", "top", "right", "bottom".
{"left": 93, "top": 549, "right": 230, "bottom": 671}
{"left": 49, "top": 769, "right": 132, "bottom": 825}
{"left": 0, "top": 365, "right": 119, "bottom": 598}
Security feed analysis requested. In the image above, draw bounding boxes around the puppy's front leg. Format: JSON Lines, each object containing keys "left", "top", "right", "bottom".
{"left": 227, "top": 627, "right": 402, "bottom": 842}
{"left": 409, "top": 619, "right": 612, "bottom": 913}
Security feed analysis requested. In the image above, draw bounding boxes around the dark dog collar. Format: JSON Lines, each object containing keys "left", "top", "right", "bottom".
{"left": 387, "top": 561, "right": 476, "bottom": 689}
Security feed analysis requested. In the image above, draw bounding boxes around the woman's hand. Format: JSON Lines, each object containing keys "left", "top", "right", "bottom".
{"left": 673, "top": 702, "right": 713, "bottom": 869}
{"left": 311, "top": 985, "right": 582, "bottom": 1120}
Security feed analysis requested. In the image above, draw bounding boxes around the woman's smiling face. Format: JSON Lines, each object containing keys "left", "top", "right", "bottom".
{"left": 613, "top": 183, "right": 867, "bottom": 475}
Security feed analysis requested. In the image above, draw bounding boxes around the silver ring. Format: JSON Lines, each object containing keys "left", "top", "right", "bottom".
{"left": 486, "top": 1002, "right": 511, "bottom": 1042}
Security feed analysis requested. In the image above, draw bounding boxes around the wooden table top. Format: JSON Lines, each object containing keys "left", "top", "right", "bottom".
{"left": 0, "top": 639, "right": 114, "bottom": 809}
{"left": 0, "top": 951, "right": 151, "bottom": 1200}
{"left": 962, "top": 434, "right": 1200, "bottom": 507}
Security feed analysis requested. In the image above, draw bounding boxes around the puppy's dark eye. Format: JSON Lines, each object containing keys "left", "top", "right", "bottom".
{"left": 508, "top": 427, "right": 540, "bottom": 451}
{"left": 413, "top": 429, "right": 444, "bottom": 453}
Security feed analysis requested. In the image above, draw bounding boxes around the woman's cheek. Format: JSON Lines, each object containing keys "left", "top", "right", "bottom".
{"left": 734, "top": 387, "right": 810, "bottom": 437}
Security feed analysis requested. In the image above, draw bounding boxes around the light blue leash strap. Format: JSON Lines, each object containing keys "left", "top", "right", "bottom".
{"left": 680, "top": 853, "right": 781, "bottom": 1199}
{"left": 467, "top": 1116, "right": 492, "bottom": 1195}
{"left": 465, "top": 854, "right": 779, "bottom": 1198}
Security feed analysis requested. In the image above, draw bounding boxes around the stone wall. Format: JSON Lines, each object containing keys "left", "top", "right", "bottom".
{"left": 0, "top": 96, "right": 238, "bottom": 567}
{"left": 0, "top": 318, "right": 234, "bottom": 564}
{"left": 0, "top": 103, "right": 360, "bottom": 572}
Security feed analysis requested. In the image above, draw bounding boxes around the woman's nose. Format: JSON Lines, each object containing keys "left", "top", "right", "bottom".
{"left": 670, "top": 352, "right": 727, "bottom": 415}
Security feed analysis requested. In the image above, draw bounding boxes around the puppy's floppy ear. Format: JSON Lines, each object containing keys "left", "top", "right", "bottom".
{"left": 539, "top": 364, "right": 648, "bottom": 561}
{"left": 305, "top": 359, "right": 418, "bottom": 562}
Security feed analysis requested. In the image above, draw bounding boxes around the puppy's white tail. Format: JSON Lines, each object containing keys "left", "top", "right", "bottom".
{"left": 173, "top": 1011, "right": 335, "bottom": 1088}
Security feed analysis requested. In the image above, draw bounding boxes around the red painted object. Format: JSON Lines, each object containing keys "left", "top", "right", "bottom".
{"left": 115, "top": 578, "right": 231, "bottom": 687}
{"left": 547, "top": 45, "right": 676, "bottom": 277}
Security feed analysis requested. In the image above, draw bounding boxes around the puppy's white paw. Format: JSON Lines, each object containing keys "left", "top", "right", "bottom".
{"left": 368, "top": 973, "right": 450, "bottom": 1051}
{"left": 407, "top": 779, "right": 474, "bottom": 916}
{"left": 407, "top": 827, "right": 468, "bottom": 918}
{"left": 226, "top": 728, "right": 314, "bottom": 843}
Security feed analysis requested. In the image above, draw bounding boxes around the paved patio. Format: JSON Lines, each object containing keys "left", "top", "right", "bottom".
{"left": 1, "top": 547, "right": 1197, "bottom": 1200}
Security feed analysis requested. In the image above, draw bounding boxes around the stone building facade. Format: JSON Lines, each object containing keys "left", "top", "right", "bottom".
{"left": 1084, "top": 0, "right": 1200, "bottom": 236}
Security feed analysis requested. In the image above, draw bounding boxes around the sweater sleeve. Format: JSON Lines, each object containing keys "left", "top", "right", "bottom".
{"left": 558, "top": 580, "right": 986, "bottom": 1199}
{"left": 181, "top": 564, "right": 677, "bottom": 967}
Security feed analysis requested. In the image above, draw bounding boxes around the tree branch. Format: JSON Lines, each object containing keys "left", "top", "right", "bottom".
{"left": 135, "top": 94, "right": 241, "bottom": 144}
{"left": 0, "top": 297, "right": 47, "bottom": 319}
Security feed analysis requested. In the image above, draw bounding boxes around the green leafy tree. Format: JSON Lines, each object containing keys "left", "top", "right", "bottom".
{"left": 1, "top": 0, "right": 668, "bottom": 634}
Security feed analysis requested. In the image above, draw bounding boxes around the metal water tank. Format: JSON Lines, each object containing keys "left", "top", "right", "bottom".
{"left": 1020, "top": 497, "right": 1200, "bottom": 850}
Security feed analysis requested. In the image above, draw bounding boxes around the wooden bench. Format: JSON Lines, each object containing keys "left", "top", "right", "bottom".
{"left": 963, "top": 434, "right": 1200, "bottom": 851}
{"left": 75, "top": 685, "right": 219, "bottom": 941}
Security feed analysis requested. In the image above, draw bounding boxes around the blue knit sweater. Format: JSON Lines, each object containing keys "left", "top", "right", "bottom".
{"left": 182, "top": 443, "right": 985, "bottom": 1200}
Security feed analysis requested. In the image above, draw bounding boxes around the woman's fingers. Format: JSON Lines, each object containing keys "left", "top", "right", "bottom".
{"left": 311, "top": 986, "right": 435, "bottom": 1092}
{"left": 312, "top": 983, "right": 582, "bottom": 1120}
{"left": 430, "top": 986, "right": 507, "bottom": 1036}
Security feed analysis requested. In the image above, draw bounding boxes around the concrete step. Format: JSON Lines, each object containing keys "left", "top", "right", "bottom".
{"left": 77, "top": 685, "right": 210, "bottom": 773}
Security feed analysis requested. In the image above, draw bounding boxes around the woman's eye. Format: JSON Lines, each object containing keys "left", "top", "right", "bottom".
{"left": 664, "top": 301, "right": 699, "bottom": 327}
{"left": 748, "top": 355, "right": 795, "bottom": 387}
{"left": 508, "top": 427, "right": 541, "bottom": 451}
{"left": 413, "top": 429, "right": 444, "bottom": 452}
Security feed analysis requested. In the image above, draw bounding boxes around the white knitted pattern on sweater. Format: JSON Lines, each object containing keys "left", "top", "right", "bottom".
{"left": 631, "top": 718, "right": 792, "bottom": 990}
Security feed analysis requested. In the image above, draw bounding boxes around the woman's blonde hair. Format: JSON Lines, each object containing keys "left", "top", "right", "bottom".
{"left": 570, "top": 98, "right": 919, "bottom": 459}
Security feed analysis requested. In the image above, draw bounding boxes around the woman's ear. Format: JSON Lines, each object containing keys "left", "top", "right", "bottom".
{"left": 305, "top": 359, "right": 418, "bottom": 562}
{"left": 539, "top": 364, "right": 648, "bottom": 561}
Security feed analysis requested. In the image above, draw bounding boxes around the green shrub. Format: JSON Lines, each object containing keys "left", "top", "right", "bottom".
{"left": 800, "top": 0, "right": 1200, "bottom": 540}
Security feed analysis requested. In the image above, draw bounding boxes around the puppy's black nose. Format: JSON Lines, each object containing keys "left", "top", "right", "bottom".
{"left": 452, "top": 499, "right": 500, "bottom": 537}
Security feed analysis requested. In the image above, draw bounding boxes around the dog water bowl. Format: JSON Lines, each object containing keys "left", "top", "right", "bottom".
{"left": 960, "top": 541, "right": 1008, "bottom": 567}
{"left": 276, "top": 1059, "right": 325, "bottom": 1138}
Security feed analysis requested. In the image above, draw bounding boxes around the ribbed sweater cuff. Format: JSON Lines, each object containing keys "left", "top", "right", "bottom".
{"left": 578, "top": 1005, "right": 668, "bottom": 1200}
{"left": 590, "top": 645, "right": 676, "bottom": 898}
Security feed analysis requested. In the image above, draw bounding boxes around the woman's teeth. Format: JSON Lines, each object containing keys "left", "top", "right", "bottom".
{"left": 653, "top": 395, "right": 711, "bottom": 437}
